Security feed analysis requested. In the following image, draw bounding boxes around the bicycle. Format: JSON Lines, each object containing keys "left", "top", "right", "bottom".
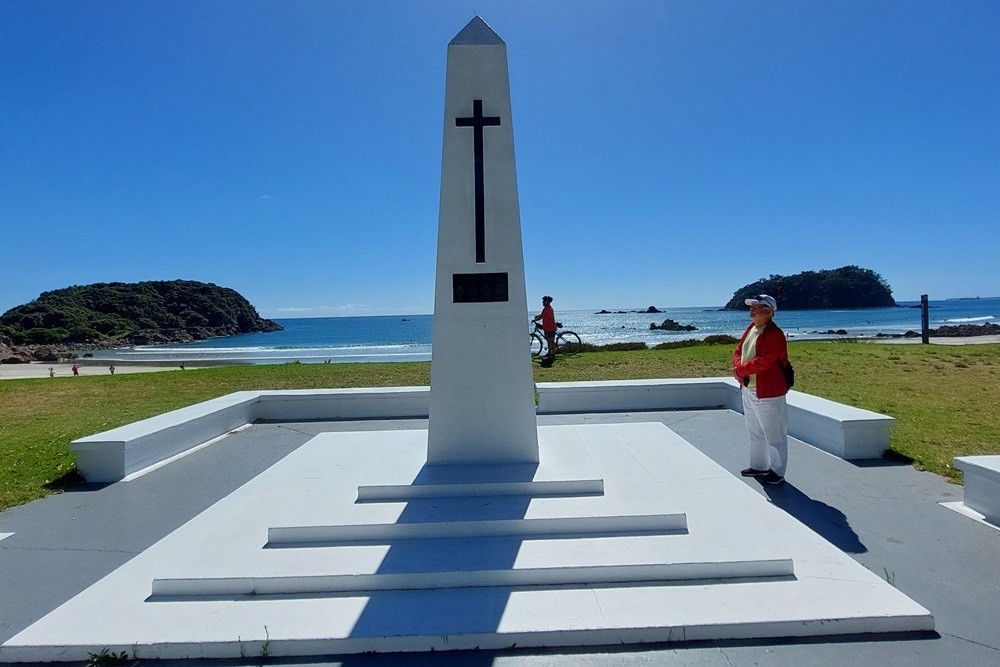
{"left": 530, "top": 321, "right": 583, "bottom": 357}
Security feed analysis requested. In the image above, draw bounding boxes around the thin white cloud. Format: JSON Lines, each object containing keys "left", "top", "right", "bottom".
{"left": 268, "top": 304, "right": 430, "bottom": 317}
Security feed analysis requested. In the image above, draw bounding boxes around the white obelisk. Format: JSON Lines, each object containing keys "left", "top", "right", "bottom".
{"left": 427, "top": 17, "right": 539, "bottom": 464}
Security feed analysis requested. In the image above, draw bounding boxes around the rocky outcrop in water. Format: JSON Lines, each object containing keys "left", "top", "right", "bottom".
{"left": 596, "top": 306, "right": 664, "bottom": 314}
{"left": 649, "top": 319, "right": 697, "bottom": 332}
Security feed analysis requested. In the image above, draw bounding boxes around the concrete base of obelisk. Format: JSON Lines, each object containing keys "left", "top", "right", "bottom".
{"left": 0, "top": 422, "right": 931, "bottom": 663}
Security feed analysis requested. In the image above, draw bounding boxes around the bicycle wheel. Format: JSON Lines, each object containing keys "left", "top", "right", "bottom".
{"left": 529, "top": 332, "right": 545, "bottom": 356}
{"left": 557, "top": 330, "right": 582, "bottom": 356}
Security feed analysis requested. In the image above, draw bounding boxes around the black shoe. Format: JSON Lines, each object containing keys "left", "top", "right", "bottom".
{"left": 762, "top": 470, "right": 785, "bottom": 485}
{"left": 740, "top": 468, "right": 768, "bottom": 477}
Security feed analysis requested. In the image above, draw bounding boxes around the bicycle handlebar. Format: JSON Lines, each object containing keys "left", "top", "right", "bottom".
{"left": 532, "top": 321, "right": 564, "bottom": 330}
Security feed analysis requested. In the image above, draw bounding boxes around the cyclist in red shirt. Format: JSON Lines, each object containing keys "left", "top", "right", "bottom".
{"left": 533, "top": 295, "right": 557, "bottom": 361}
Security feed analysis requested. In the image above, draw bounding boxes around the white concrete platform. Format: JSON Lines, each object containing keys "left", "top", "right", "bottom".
{"left": 1, "top": 423, "right": 931, "bottom": 662}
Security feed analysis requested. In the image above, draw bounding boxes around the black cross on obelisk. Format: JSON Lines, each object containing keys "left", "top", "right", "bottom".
{"left": 455, "top": 99, "right": 501, "bottom": 263}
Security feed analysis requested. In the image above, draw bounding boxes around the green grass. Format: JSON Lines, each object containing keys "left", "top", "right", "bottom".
{"left": 2, "top": 341, "right": 998, "bottom": 511}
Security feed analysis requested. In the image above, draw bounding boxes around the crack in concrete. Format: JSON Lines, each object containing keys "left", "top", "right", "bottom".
{"left": 1, "top": 546, "right": 140, "bottom": 555}
{"left": 943, "top": 631, "right": 1000, "bottom": 652}
{"left": 590, "top": 589, "right": 613, "bottom": 626}
{"left": 275, "top": 424, "right": 322, "bottom": 438}
{"left": 717, "top": 646, "right": 739, "bottom": 667}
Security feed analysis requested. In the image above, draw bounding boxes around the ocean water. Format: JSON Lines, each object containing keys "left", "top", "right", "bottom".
{"left": 85, "top": 297, "right": 1000, "bottom": 365}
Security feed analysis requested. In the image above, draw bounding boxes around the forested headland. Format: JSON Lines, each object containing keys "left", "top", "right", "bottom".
{"left": 0, "top": 280, "right": 281, "bottom": 363}
{"left": 724, "top": 266, "right": 896, "bottom": 310}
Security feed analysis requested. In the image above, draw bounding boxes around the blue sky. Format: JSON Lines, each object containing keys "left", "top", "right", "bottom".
{"left": 2, "top": 1, "right": 998, "bottom": 318}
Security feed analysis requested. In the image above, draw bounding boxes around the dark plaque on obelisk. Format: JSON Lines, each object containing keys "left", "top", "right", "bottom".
{"left": 452, "top": 272, "right": 509, "bottom": 303}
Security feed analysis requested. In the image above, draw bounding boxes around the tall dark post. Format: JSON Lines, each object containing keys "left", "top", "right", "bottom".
{"left": 921, "top": 294, "right": 929, "bottom": 344}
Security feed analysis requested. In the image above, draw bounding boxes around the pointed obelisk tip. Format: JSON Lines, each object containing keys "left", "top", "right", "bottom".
{"left": 449, "top": 16, "right": 505, "bottom": 46}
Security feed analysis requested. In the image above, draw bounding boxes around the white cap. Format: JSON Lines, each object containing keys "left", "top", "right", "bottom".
{"left": 745, "top": 294, "right": 778, "bottom": 312}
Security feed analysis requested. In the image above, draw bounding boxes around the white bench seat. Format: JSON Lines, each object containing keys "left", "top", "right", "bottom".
{"left": 954, "top": 456, "right": 1000, "bottom": 526}
{"left": 535, "top": 379, "right": 895, "bottom": 460}
{"left": 783, "top": 390, "right": 896, "bottom": 460}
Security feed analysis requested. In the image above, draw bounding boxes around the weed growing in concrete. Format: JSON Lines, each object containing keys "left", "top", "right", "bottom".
{"left": 260, "top": 625, "right": 271, "bottom": 660}
{"left": 84, "top": 647, "right": 133, "bottom": 665}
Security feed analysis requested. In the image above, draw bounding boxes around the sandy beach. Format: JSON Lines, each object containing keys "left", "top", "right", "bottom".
{"left": 867, "top": 334, "right": 1000, "bottom": 346}
{"left": 0, "top": 362, "right": 209, "bottom": 380}
{"left": 2, "top": 335, "right": 997, "bottom": 381}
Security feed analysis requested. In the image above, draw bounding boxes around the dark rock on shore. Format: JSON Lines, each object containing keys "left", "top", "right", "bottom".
{"left": 0, "top": 334, "right": 31, "bottom": 363}
{"left": 1, "top": 323, "right": 284, "bottom": 363}
{"left": 930, "top": 323, "right": 1000, "bottom": 337}
{"left": 650, "top": 319, "right": 697, "bottom": 332}
{"left": 876, "top": 323, "right": 1000, "bottom": 339}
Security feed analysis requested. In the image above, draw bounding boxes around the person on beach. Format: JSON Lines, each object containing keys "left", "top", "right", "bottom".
{"left": 72, "top": 364, "right": 79, "bottom": 376}
{"left": 533, "top": 295, "right": 558, "bottom": 362}
{"left": 109, "top": 365, "right": 115, "bottom": 375}
{"left": 732, "top": 294, "right": 790, "bottom": 485}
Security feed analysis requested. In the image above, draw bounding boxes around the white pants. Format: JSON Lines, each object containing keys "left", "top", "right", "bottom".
{"left": 742, "top": 388, "right": 788, "bottom": 476}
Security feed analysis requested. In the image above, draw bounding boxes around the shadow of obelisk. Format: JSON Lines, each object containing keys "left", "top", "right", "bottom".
{"left": 427, "top": 16, "right": 539, "bottom": 465}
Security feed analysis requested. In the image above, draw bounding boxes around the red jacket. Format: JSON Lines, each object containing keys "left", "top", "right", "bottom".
{"left": 733, "top": 321, "right": 789, "bottom": 398}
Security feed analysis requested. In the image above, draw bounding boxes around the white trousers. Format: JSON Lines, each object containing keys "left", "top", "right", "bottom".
{"left": 742, "top": 388, "right": 788, "bottom": 476}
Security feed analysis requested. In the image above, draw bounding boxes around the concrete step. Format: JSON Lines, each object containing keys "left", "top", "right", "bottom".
{"left": 358, "top": 477, "right": 603, "bottom": 500}
{"left": 151, "top": 558, "right": 794, "bottom": 597}
{"left": 267, "top": 511, "right": 687, "bottom": 545}
{"left": 356, "top": 442, "right": 605, "bottom": 501}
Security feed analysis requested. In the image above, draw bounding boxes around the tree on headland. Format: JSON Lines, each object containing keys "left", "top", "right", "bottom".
{"left": 723, "top": 266, "right": 895, "bottom": 310}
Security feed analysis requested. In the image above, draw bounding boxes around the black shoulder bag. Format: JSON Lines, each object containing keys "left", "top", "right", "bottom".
{"left": 778, "top": 358, "right": 794, "bottom": 389}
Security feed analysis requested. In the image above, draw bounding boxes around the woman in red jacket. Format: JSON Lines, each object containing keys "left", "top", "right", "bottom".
{"left": 732, "top": 294, "right": 790, "bottom": 485}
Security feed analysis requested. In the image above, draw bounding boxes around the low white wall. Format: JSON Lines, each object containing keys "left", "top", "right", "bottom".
{"left": 535, "top": 379, "right": 735, "bottom": 414}
{"left": 70, "top": 380, "right": 896, "bottom": 483}
{"left": 254, "top": 387, "right": 430, "bottom": 422}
